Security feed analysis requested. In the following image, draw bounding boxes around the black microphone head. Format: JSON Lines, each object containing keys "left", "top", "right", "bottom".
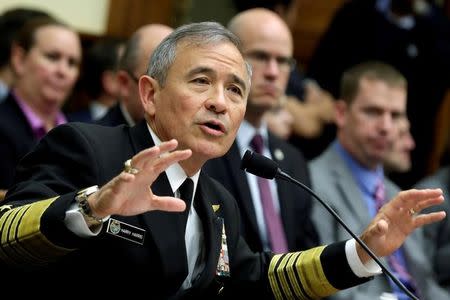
{"left": 240, "top": 150, "right": 279, "bottom": 179}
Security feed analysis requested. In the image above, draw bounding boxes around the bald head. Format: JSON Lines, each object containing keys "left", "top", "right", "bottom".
{"left": 133, "top": 24, "right": 173, "bottom": 76}
{"left": 228, "top": 8, "right": 293, "bottom": 53}
{"left": 117, "top": 23, "right": 173, "bottom": 124}
{"left": 228, "top": 8, "right": 294, "bottom": 124}
{"left": 120, "top": 24, "right": 173, "bottom": 77}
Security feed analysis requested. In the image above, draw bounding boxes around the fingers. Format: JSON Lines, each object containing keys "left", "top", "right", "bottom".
{"left": 414, "top": 211, "right": 446, "bottom": 227}
{"left": 152, "top": 195, "right": 186, "bottom": 212}
{"left": 132, "top": 139, "right": 179, "bottom": 167}
{"left": 126, "top": 139, "right": 192, "bottom": 176}
{"left": 392, "top": 188, "right": 444, "bottom": 211}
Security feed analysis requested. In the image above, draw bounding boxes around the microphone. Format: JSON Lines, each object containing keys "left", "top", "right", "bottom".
{"left": 240, "top": 150, "right": 418, "bottom": 300}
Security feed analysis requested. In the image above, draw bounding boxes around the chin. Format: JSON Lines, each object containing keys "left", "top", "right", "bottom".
{"left": 199, "top": 143, "right": 228, "bottom": 160}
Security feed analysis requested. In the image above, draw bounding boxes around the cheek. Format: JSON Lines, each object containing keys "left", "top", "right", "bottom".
{"left": 68, "top": 68, "right": 80, "bottom": 83}
{"left": 230, "top": 103, "right": 246, "bottom": 127}
{"left": 278, "top": 74, "right": 289, "bottom": 88}
{"left": 32, "top": 61, "right": 52, "bottom": 82}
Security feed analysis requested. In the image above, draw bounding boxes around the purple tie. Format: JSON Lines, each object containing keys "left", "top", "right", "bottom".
{"left": 373, "top": 178, "right": 419, "bottom": 298}
{"left": 373, "top": 179, "right": 385, "bottom": 212}
{"left": 251, "top": 134, "right": 288, "bottom": 253}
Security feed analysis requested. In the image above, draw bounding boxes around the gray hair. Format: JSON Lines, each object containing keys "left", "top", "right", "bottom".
{"left": 147, "top": 21, "right": 252, "bottom": 87}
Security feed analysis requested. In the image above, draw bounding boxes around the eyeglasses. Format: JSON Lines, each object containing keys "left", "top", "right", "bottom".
{"left": 245, "top": 50, "right": 296, "bottom": 72}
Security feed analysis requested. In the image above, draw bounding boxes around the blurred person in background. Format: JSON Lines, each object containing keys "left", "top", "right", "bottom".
{"left": 384, "top": 116, "right": 415, "bottom": 179}
{"left": 97, "top": 24, "right": 173, "bottom": 127}
{"left": 0, "top": 7, "right": 50, "bottom": 103}
{"left": 0, "top": 16, "right": 81, "bottom": 191}
{"left": 232, "top": 0, "right": 337, "bottom": 160}
{"left": 309, "top": 61, "right": 449, "bottom": 300}
{"left": 67, "top": 37, "right": 124, "bottom": 123}
{"left": 415, "top": 140, "right": 450, "bottom": 291}
{"left": 307, "top": 0, "right": 450, "bottom": 187}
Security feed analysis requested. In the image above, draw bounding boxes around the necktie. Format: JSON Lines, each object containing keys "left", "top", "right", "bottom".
{"left": 179, "top": 178, "right": 194, "bottom": 231}
{"left": 251, "top": 134, "right": 288, "bottom": 253}
{"left": 373, "top": 178, "right": 419, "bottom": 299}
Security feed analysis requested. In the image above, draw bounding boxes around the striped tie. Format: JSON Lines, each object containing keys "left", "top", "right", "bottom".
{"left": 251, "top": 134, "right": 288, "bottom": 253}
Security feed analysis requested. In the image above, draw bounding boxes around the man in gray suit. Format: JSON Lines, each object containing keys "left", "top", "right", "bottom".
{"left": 309, "top": 61, "right": 449, "bottom": 300}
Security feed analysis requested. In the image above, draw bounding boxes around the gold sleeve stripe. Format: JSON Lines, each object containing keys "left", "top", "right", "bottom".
{"left": 298, "top": 246, "right": 338, "bottom": 298}
{"left": 1, "top": 205, "right": 37, "bottom": 265}
{"left": 280, "top": 252, "right": 310, "bottom": 299}
{"left": 268, "top": 253, "right": 285, "bottom": 299}
{"left": 268, "top": 246, "right": 339, "bottom": 300}
{"left": 286, "top": 252, "right": 309, "bottom": 299}
{"left": 0, "top": 206, "right": 26, "bottom": 265}
{"left": 0, "top": 198, "right": 74, "bottom": 267}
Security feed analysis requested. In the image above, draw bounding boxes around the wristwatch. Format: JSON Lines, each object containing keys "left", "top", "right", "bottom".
{"left": 75, "top": 185, "right": 102, "bottom": 226}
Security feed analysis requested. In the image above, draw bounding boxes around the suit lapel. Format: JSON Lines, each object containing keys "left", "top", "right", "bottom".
{"left": 191, "top": 173, "right": 223, "bottom": 289}
{"left": 225, "top": 143, "right": 260, "bottom": 235}
{"left": 327, "top": 148, "right": 371, "bottom": 226}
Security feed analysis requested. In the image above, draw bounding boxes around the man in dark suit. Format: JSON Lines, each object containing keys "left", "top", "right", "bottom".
{"left": 0, "top": 22, "right": 445, "bottom": 299}
{"left": 97, "top": 24, "right": 173, "bottom": 127}
{"left": 204, "top": 8, "right": 318, "bottom": 253}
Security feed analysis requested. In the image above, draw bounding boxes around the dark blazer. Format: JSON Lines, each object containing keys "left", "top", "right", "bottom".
{"left": 67, "top": 108, "right": 94, "bottom": 123}
{"left": 0, "top": 121, "right": 368, "bottom": 298}
{"left": 96, "top": 103, "right": 128, "bottom": 126}
{"left": 0, "top": 93, "right": 39, "bottom": 189}
{"left": 204, "top": 133, "right": 319, "bottom": 252}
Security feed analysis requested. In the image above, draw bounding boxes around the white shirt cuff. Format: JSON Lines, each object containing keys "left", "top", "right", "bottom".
{"left": 345, "top": 238, "right": 382, "bottom": 277}
{"left": 65, "top": 203, "right": 108, "bottom": 237}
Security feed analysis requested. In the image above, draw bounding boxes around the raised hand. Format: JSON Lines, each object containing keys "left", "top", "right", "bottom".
{"left": 88, "top": 139, "right": 192, "bottom": 218}
{"left": 357, "top": 188, "right": 446, "bottom": 263}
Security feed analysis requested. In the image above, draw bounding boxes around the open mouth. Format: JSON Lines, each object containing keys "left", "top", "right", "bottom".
{"left": 202, "top": 119, "right": 226, "bottom": 135}
{"left": 205, "top": 122, "right": 222, "bottom": 131}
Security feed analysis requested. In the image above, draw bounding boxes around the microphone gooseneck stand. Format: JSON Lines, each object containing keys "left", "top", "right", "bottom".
{"left": 240, "top": 150, "right": 419, "bottom": 300}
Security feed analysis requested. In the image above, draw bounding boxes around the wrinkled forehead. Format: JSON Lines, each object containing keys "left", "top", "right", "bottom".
{"left": 175, "top": 40, "right": 250, "bottom": 82}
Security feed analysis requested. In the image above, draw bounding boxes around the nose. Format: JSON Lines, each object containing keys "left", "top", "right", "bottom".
{"left": 378, "top": 113, "right": 394, "bottom": 135}
{"left": 54, "top": 59, "right": 69, "bottom": 77}
{"left": 263, "top": 58, "right": 280, "bottom": 78}
{"left": 205, "top": 87, "right": 227, "bottom": 113}
{"left": 406, "top": 133, "right": 415, "bottom": 150}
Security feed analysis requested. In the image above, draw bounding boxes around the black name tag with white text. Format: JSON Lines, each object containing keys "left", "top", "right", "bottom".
{"left": 106, "top": 218, "right": 146, "bottom": 245}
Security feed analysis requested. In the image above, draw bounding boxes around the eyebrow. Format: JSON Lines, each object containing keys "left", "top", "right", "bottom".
{"left": 187, "top": 66, "right": 248, "bottom": 94}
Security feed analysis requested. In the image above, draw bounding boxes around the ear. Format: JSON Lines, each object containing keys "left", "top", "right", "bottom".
{"left": 139, "top": 75, "right": 158, "bottom": 117}
{"left": 334, "top": 100, "right": 348, "bottom": 128}
{"left": 10, "top": 43, "right": 26, "bottom": 76}
{"left": 116, "top": 70, "right": 132, "bottom": 98}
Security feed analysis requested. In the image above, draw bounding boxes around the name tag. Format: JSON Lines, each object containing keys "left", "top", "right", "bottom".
{"left": 106, "top": 218, "right": 146, "bottom": 245}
